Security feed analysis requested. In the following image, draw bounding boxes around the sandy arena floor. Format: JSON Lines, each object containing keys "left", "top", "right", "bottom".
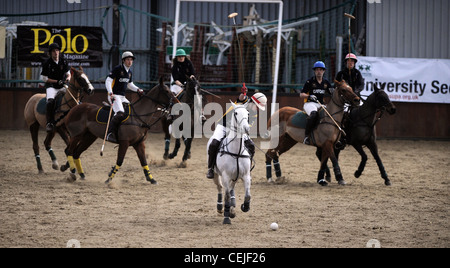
{"left": 0, "top": 130, "right": 448, "bottom": 248}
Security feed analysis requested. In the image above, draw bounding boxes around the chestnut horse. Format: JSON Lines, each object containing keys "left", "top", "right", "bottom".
{"left": 63, "top": 77, "right": 176, "bottom": 184}
{"left": 23, "top": 67, "right": 94, "bottom": 173}
{"left": 266, "top": 80, "right": 360, "bottom": 186}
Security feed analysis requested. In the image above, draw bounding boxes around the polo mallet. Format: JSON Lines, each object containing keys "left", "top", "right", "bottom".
{"left": 316, "top": 100, "right": 346, "bottom": 137}
{"left": 344, "top": 13, "right": 356, "bottom": 76}
{"left": 100, "top": 105, "right": 114, "bottom": 156}
{"left": 228, "top": 12, "right": 247, "bottom": 95}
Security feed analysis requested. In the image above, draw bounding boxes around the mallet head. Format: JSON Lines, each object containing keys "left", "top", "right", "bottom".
{"left": 344, "top": 13, "right": 356, "bottom": 20}
{"left": 228, "top": 12, "right": 238, "bottom": 19}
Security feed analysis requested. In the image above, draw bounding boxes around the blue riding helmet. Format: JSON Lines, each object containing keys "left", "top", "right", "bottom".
{"left": 312, "top": 61, "right": 326, "bottom": 70}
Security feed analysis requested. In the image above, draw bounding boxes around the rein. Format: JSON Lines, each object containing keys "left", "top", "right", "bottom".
{"left": 317, "top": 88, "right": 348, "bottom": 135}
{"left": 219, "top": 108, "right": 253, "bottom": 182}
{"left": 122, "top": 86, "right": 175, "bottom": 130}
{"left": 54, "top": 77, "right": 87, "bottom": 125}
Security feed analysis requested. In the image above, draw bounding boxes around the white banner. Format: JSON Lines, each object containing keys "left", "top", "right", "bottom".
{"left": 357, "top": 56, "right": 450, "bottom": 104}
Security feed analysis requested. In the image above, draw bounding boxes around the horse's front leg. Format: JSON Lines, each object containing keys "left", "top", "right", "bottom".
{"left": 316, "top": 148, "right": 331, "bottom": 183}
{"left": 106, "top": 141, "right": 129, "bottom": 184}
{"left": 327, "top": 144, "right": 345, "bottom": 185}
{"left": 44, "top": 130, "right": 59, "bottom": 170}
{"left": 168, "top": 138, "right": 181, "bottom": 159}
{"left": 57, "top": 126, "right": 71, "bottom": 172}
{"left": 367, "top": 141, "right": 391, "bottom": 186}
{"left": 222, "top": 177, "right": 232, "bottom": 224}
{"left": 182, "top": 137, "right": 192, "bottom": 162}
{"left": 353, "top": 144, "right": 368, "bottom": 179}
{"left": 162, "top": 118, "right": 171, "bottom": 160}
{"left": 241, "top": 173, "right": 251, "bottom": 213}
{"left": 134, "top": 141, "right": 157, "bottom": 185}
{"left": 214, "top": 175, "right": 223, "bottom": 213}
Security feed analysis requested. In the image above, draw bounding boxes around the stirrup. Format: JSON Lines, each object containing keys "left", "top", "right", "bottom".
{"left": 303, "top": 137, "right": 311, "bottom": 145}
{"left": 46, "top": 123, "right": 55, "bottom": 132}
{"left": 106, "top": 132, "right": 117, "bottom": 143}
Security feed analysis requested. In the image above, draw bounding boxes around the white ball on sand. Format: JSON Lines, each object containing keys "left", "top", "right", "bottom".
{"left": 270, "top": 222, "right": 278, "bottom": 231}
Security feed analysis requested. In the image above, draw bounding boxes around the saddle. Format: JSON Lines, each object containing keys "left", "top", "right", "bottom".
{"left": 95, "top": 103, "right": 131, "bottom": 124}
{"left": 36, "top": 93, "right": 64, "bottom": 115}
{"left": 290, "top": 109, "right": 324, "bottom": 129}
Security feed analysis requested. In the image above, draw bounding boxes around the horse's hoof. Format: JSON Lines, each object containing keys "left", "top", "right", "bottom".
{"left": 168, "top": 154, "right": 176, "bottom": 159}
{"left": 325, "top": 176, "right": 332, "bottom": 183}
{"left": 230, "top": 207, "right": 236, "bottom": 218}
{"left": 354, "top": 170, "right": 362, "bottom": 178}
{"left": 38, "top": 169, "right": 45, "bottom": 175}
{"left": 241, "top": 203, "right": 250, "bottom": 213}
{"left": 105, "top": 178, "right": 112, "bottom": 184}
{"left": 52, "top": 161, "right": 59, "bottom": 170}
{"left": 217, "top": 204, "right": 223, "bottom": 213}
{"left": 223, "top": 218, "right": 231, "bottom": 224}
{"left": 318, "top": 179, "right": 328, "bottom": 186}
{"left": 60, "top": 163, "right": 69, "bottom": 172}
{"left": 67, "top": 173, "right": 76, "bottom": 183}
{"left": 79, "top": 173, "right": 86, "bottom": 181}
{"left": 148, "top": 178, "right": 158, "bottom": 185}
{"left": 338, "top": 179, "right": 347, "bottom": 186}
{"left": 384, "top": 179, "right": 392, "bottom": 186}
{"left": 163, "top": 154, "right": 169, "bottom": 160}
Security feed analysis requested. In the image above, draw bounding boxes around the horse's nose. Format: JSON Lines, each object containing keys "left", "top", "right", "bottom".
{"left": 353, "top": 97, "right": 360, "bottom": 106}
{"left": 389, "top": 107, "right": 397, "bottom": 115}
{"left": 243, "top": 125, "right": 250, "bottom": 135}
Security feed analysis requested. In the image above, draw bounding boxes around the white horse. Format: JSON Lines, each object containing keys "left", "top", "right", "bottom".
{"left": 208, "top": 102, "right": 252, "bottom": 224}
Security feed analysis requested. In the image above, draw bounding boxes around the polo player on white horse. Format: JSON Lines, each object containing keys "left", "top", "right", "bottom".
{"left": 206, "top": 87, "right": 267, "bottom": 179}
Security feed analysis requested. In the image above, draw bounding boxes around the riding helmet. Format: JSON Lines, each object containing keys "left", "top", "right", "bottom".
{"left": 312, "top": 61, "right": 326, "bottom": 70}
{"left": 345, "top": 53, "right": 358, "bottom": 63}
{"left": 251, "top": 92, "right": 267, "bottom": 111}
{"left": 122, "top": 51, "right": 136, "bottom": 60}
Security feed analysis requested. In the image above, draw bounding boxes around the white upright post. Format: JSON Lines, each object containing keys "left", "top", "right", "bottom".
{"left": 271, "top": 1, "right": 283, "bottom": 116}
{"left": 171, "top": 0, "right": 181, "bottom": 85}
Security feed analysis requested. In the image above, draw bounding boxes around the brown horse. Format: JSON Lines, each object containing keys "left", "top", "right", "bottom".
{"left": 63, "top": 77, "right": 176, "bottom": 184}
{"left": 23, "top": 67, "right": 94, "bottom": 174}
{"left": 266, "top": 80, "right": 360, "bottom": 186}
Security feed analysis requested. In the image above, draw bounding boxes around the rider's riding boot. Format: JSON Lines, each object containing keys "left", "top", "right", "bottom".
{"left": 207, "top": 139, "right": 221, "bottom": 179}
{"left": 244, "top": 138, "right": 255, "bottom": 159}
{"left": 106, "top": 112, "right": 126, "bottom": 143}
{"left": 303, "top": 111, "right": 318, "bottom": 145}
{"left": 46, "top": 98, "right": 56, "bottom": 133}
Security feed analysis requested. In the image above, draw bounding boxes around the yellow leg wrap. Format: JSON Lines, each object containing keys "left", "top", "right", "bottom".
{"left": 74, "top": 159, "right": 84, "bottom": 174}
{"left": 67, "top": 156, "right": 76, "bottom": 171}
{"left": 108, "top": 165, "right": 120, "bottom": 180}
{"left": 143, "top": 165, "right": 153, "bottom": 180}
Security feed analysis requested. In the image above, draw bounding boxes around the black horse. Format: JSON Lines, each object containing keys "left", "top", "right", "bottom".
{"left": 163, "top": 77, "right": 206, "bottom": 163}
{"left": 338, "top": 86, "right": 397, "bottom": 185}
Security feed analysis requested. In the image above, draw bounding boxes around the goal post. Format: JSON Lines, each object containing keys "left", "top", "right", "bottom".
{"left": 173, "top": 0, "right": 284, "bottom": 115}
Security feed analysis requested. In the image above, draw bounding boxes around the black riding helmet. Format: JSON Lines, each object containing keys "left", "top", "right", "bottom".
{"left": 48, "top": 43, "right": 61, "bottom": 55}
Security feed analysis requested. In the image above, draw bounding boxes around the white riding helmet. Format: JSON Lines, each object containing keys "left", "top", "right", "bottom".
{"left": 251, "top": 92, "right": 267, "bottom": 111}
{"left": 122, "top": 51, "right": 136, "bottom": 60}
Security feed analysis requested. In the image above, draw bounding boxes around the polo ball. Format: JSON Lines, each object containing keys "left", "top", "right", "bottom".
{"left": 270, "top": 222, "right": 278, "bottom": 231}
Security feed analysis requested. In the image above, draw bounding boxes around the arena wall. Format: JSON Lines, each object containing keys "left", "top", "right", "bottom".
{"left": 1, "top": 88, "right": 448, "bottom": 139}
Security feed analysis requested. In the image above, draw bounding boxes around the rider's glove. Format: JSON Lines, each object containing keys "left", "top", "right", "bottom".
{"left": 308, "top": 95, "right": 318, "bottom": 103}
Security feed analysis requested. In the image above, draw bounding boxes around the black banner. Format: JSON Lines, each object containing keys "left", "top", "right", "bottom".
{"left": 17, "top": 26, "right": 103, "bottom": 68}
